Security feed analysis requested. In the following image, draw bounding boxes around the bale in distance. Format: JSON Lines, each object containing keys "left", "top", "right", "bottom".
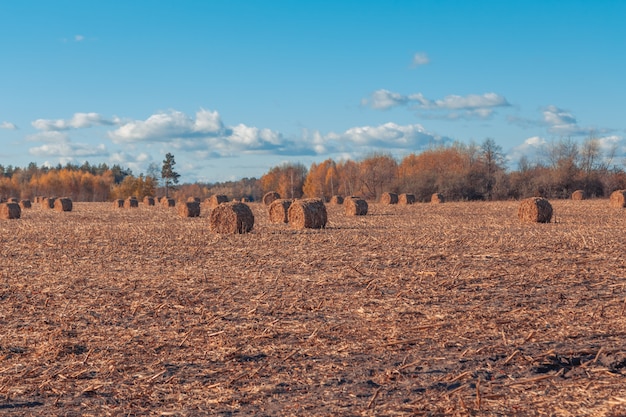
{"left": 262, "top": 191, "right": 281, "bottom": 206}
{"left": 288, "top": 198, "right": 327, "bottom": 229}
{"left": 431, "top": 193, "right": 445, "bottom": 204}
{"left": 54, "top": 197, "right": 73, "bottom": 212}
{"left": 7, "top": 197, "right": 18, "bottom": 203}
{"left": 187, "top": 196, "right": 201, "bottom": 203}
{"left": 345, "top": 197, "right": 368, "bottom": 216}
{"left": 178, "top": 201, "right": 201, "bottom": 218}
{"left": 571, "top": 190, "right": 585, "bottom": 200}
{"left": 0, "top": 202, "right": 21, "bottom": 219}
{"left": 208, "top": 194, "right": 229, "bottom": 209}
{"left": 42, "top": 197, "right": 56, "bottom": 209}
{"left": 161, "top": 197, "right": 175, "bottom": 207}
{"left": 609, "top": 190, "right": 626, "bottom": 208}
{"left": 19, "top": 199, "right": 32, "bottom": 209}
{"left": 268, "top": 199, "right": 292, "bottom": 224}
{"left": 380, "top": 192, "right": 398, "bottom": 205}
{"left": 399, "top": 193, "right": 416, "bottom": 205}
{"left": 518, "top": 197, "right": 553, "bottom": 223}
{"left": 124, "top": 197, "right": 139, "bottom": 208}
{"left": 114, "top": 199, "right": 124, "bottom": 208}
{"left": 143, "top": 196, "right": 155, "bottom": 206}
{"left": 329, "top": 195, "right": 344, "bottom": 205}
{"left": 209, "top": 202, "right": 254, "bottom": 234}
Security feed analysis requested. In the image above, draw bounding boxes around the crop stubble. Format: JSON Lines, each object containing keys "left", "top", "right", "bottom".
{"left": 0, "top": 200, "right": 624, "bottom": 416}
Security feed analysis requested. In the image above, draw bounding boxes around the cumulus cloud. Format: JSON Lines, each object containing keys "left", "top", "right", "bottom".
{"left": 29, "top": 142, "right": 108, "bottom": 159}
{"left": 1, "top": 121, "right": 17, "bottom": 130}
{"left": 542, "top": 105, "right": 592, "bottom": 136}
{"left": 32, "top": 112, "right": 117, "bottom": 131}
{"left": 363, "top": 89, "right": 510, "bottom": 118}
{"left": 508, "top": 136, "right": 548, "bottom": 166}
{"left": 412, "top": 52, "right": 430, "bottom": 67}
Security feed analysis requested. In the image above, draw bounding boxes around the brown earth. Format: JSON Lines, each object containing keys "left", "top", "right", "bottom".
{"left": 0, "top": 200, "right": 625, "bottom": 416}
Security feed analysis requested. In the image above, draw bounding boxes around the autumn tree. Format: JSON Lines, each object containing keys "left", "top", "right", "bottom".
{"left": 303, "top": 159, "right": 338, "bottom": 199}
{"left": 358, "top": 153, "right": 398, "bottom": 200}
{"left": 260, "top": 163, "right": 307, "bottom": 199}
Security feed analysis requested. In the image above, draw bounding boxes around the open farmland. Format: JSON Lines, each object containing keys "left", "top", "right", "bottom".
{"left": 0, "top": 200, "right": 625, "bottom": 416}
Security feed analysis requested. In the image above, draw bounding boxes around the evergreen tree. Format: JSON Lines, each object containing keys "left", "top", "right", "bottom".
{"left": 161, "top": 153, "right": 181, "bottom": 197}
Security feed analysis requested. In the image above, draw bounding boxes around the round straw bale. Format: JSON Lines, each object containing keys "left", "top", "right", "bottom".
{"left": 268, "top": 199, "right": 292, "bottom": 223}
{"left": 208, "top": 194, "right": 229, "bottom": 209}
{"left": 209, "top": 202, "right": 254, "bottom": 234}
{"left": 380, "top": 192, "right": 398, "bottom": 205}
{"left": 178, "top": 201, "right": 201, "bottom": 218}
{"left": 571, "top": 190, "right": 585, "bottom": 200}
{"left": 609, "top": 190, "right": 626, "bottom": 208}
{"left": 143, "top": 196, "right": 155, "bottom": 206}
{"left": 7, "top": 197, "right": 18, "bottom": 203}
{"left": 518, "top": 197, "right": 553, "bottom": 223}
{"left": 0, "top": 202, "right": 21, "bottom": 219}
{"left": 161, "top": 197, "right": 175, "bottom": 207}
{"left": 288, "top": 198, "right": 327, "bottom": 229}
{"left": 345, "top": 197, "right": 368, "bottom": 216}
{"left": 42, "top": 197, "right": 56, "bottom": 209}
{"left": 187, "top": 196, "right": 201, "bottom": 203}
{"left": 54, "top": 197, "right": 73, "bottom": 212}
{"left": 431, "top": 193, "right": 445, "bottom": 204}
{"left": 262, "top": 191, "right": 281, "bottom": 205}
{"left": 19, "top": 199, "right": 32, "bottom": 209}
{"left": 399, "top": 193, "right": 416, "bottom": 205}
{"left": 329, "top": 195, "right": 344, "bottom": 205}
{"left": 124, "top": 197, "right": 139, "bottom": 208}
{"left": 114, "top": 199, "right": 124, "bottom": 208}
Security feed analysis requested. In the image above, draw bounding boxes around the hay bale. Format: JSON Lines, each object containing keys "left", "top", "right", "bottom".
{"left": 0, "top": 202, "right": 21, "bottom": 219}
{"left": 54, "top": 197, "right": 73, "bottom": 212}
{"left": 329, "top": 195, "right": 344, "bottom": 205}
{"left": 208, "top": 194, "right": 229, "bottom": 209}
{"left": 178, "top": 201, "right": 201, "bottom": 218}
{"left": 187, "top": 196, "right": 201, "bottom": 203}
{"left": 288, "top": 198, "right": 327, "bottom": 229}
{"left": 380, "top": 192, "right": 398, "bottom": 205}
{"left": 143, "top": 196, "right": 155, "bottom": 206}
{"left": 7, "top": 197, "right": 18, "bottom": 203}
{"left": 345, "top": 197, "right": 368, "bottom": 216}
{"left": 19, "top": 199, "right": 32, "bottom": 209}
{"left": 161, "top": 197, "right": 175, "bottom": 207}
{"left": 518, "top": 197, "right": 553, "bottom": 223}
{"left": 124, "top": 197, "right": 139, "bottom": 208}
{"left": 209, "top": 202, "right": 254, "bottom": 234}
{"left": 268, "top": 199, "right": 292, "bottom": 224}
{"left": 262, "top": 191, "right": 281, "bottom": 206}
{"left": 399, "top": 193, "right": 416, "bottom": 205}
{"left": 571, "top": 190, "right": 585, "bottom": 200}
{"left": 431, "top": 193, "right": 445, "bottom": 204}
{"left": 114, "top": 199, "right": 124, "bottom": 208}
{"left": 42, "top": 197, "right": 56, "bottom": 209}
{"left": 609, "top": 190, "right": 626, "bottom": 208}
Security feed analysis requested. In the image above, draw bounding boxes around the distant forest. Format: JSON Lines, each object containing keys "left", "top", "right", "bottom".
{"left": 1, "top": 138, "right": 625, "bottom": 203}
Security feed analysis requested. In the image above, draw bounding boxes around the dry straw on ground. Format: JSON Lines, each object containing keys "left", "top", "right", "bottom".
{"left": 609, "top": 190, "right": 626, "bottom": 208}
{"left": 208, "top": 194, "right": 229, "bottom": 209}
{"left": 380, "top": 192, "right": 399, "bottom": 205}
{"left": 288, "top": 198, "right": 327, "bottom": 229}
{"left": 262, "top": 191, "right": 281, "bottom": 205}
{"left": 268, "top": 199, "right": 292, "bottom": 224}
{"left": 329, "top": 195, "right": 344, "bottom": 205}
{"left": 399, "top": 193, "right": 416, "bottom": 205}
{"left": 209, "top": 201, "right": 254, "bottom": 234}
{"left": 19, "top": 199, "right": 32, "bottom": 209}
{"left": 518, "top": 197, "right": 553, "bottom": 223}
{"left": 344, "top": 197, "right": 368, "bottom": 216}
{"left": 178, "top": 201, "right": 201, "bottom": 218}
{"left": 54, "top": 197, "right": 73, "bottom": 212}
{"left": 571, "top": 190, "right": 585, "bottom": 200}
{"left": 143, "top": 196, "right": 155, "bottom": 206}
{"left": 161, "top": 197, "right": 175, "bottom": 207}
{"left": 124, "top": 197, "right": 139, "bottom": 209}
{"left": 431, "top": 193, "right": 445, "bottom": 204}
{"left": 0, "top": 202, "right": 20, "bottom": 219}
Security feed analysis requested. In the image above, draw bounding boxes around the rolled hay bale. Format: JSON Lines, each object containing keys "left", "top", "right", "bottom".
{"left": 209, "top": 202, "right": 254, "bottom": 234}
{"left": 609, "top": 190, "right": 626, "bottom": 208}
{"left": 268, "top": 199, "right": 292, "bottom": 224}
{"left": 329, "top": 195, "right": 344, "bottom": 205}
{"left": 187, "top": 196, "right": 201, "bottom": 203}
{"left": 345, "top": 197, "right": 368, "bottom": 216}
{"left": 262, "top": 191, "right": 281, "bottom": 206}
{"left": 0, "top": 203, "right": 21, "bottom": 219}
{"left": 114, "top": 199, "right": 124, "bottom": 208}
{"left": 161, "top": 197, "right": 175, "bottom": 207}
{"left": 143, "top": 196, "right": 155, "bottom": 206}
{"left": 208, "top": 194, "right": 229, "bottom": 209}
{"left": 399, "top": 193, "right": 416, "bottom": 205}
{"left": 288, "top": 198, "right": 327, "bottom": 229}
{"left": 19, "top": 199, "right": 32, "bottom": 209}
{"left": 42, "top": 197, "right": 56, "bottom": 209}
{"left": 54, "top": 197, "right": 73, "bottom": 212}
{"left": 178, "top": 201, "right": 201, "bottom": 218}
{"left": 431, "top": 193, "right": 445, "bottom": 204}
{"left": 571, "top": 190, "right": 585, "bottom": 200}
{"left": 380, "top": 192, "right": 398, "bottom": 205}
{"left": 7, "top": 197, "right": 18, "bottom": 203}
{"left": 124, "top": 197, "right": 139, "bottom": 208}
{"left": 518, "top": 197, "right": 553, "bottom": 223}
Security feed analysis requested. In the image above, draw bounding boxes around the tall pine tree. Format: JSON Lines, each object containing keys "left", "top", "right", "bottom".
{"left": 161, "top": 153, "right": 180, "bottom": 198}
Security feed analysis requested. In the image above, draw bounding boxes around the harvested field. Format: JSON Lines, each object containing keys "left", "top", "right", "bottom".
{"left": 0, "top": 200, "right": 625, "bottom": 416}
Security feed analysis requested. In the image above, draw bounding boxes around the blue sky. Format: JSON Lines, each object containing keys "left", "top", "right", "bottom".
{"left": 1, "top": 0, "right": 625, "bottom": 182}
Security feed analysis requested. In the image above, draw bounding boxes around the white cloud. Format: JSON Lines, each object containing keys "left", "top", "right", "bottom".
{"left": 542, "top": 105, "right": 591, "bottom": 136}
{"left": 75, "top": 35, "right": 85, "bottom": 42}
{"left": 29, "top": 142, "right": 108, "bottom": 159}
{"left": 412, "top": 52, "right": 430, "bottom": 67}
{"left": 32, "top": 112, "right": 116, "bottom": 131}
{"left": 1, "top": 121, "right": 17, "bottom": 130}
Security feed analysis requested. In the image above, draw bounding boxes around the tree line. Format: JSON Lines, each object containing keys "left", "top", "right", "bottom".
{"left": 1, "top": 137, "right": 625, "bottom": 203}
